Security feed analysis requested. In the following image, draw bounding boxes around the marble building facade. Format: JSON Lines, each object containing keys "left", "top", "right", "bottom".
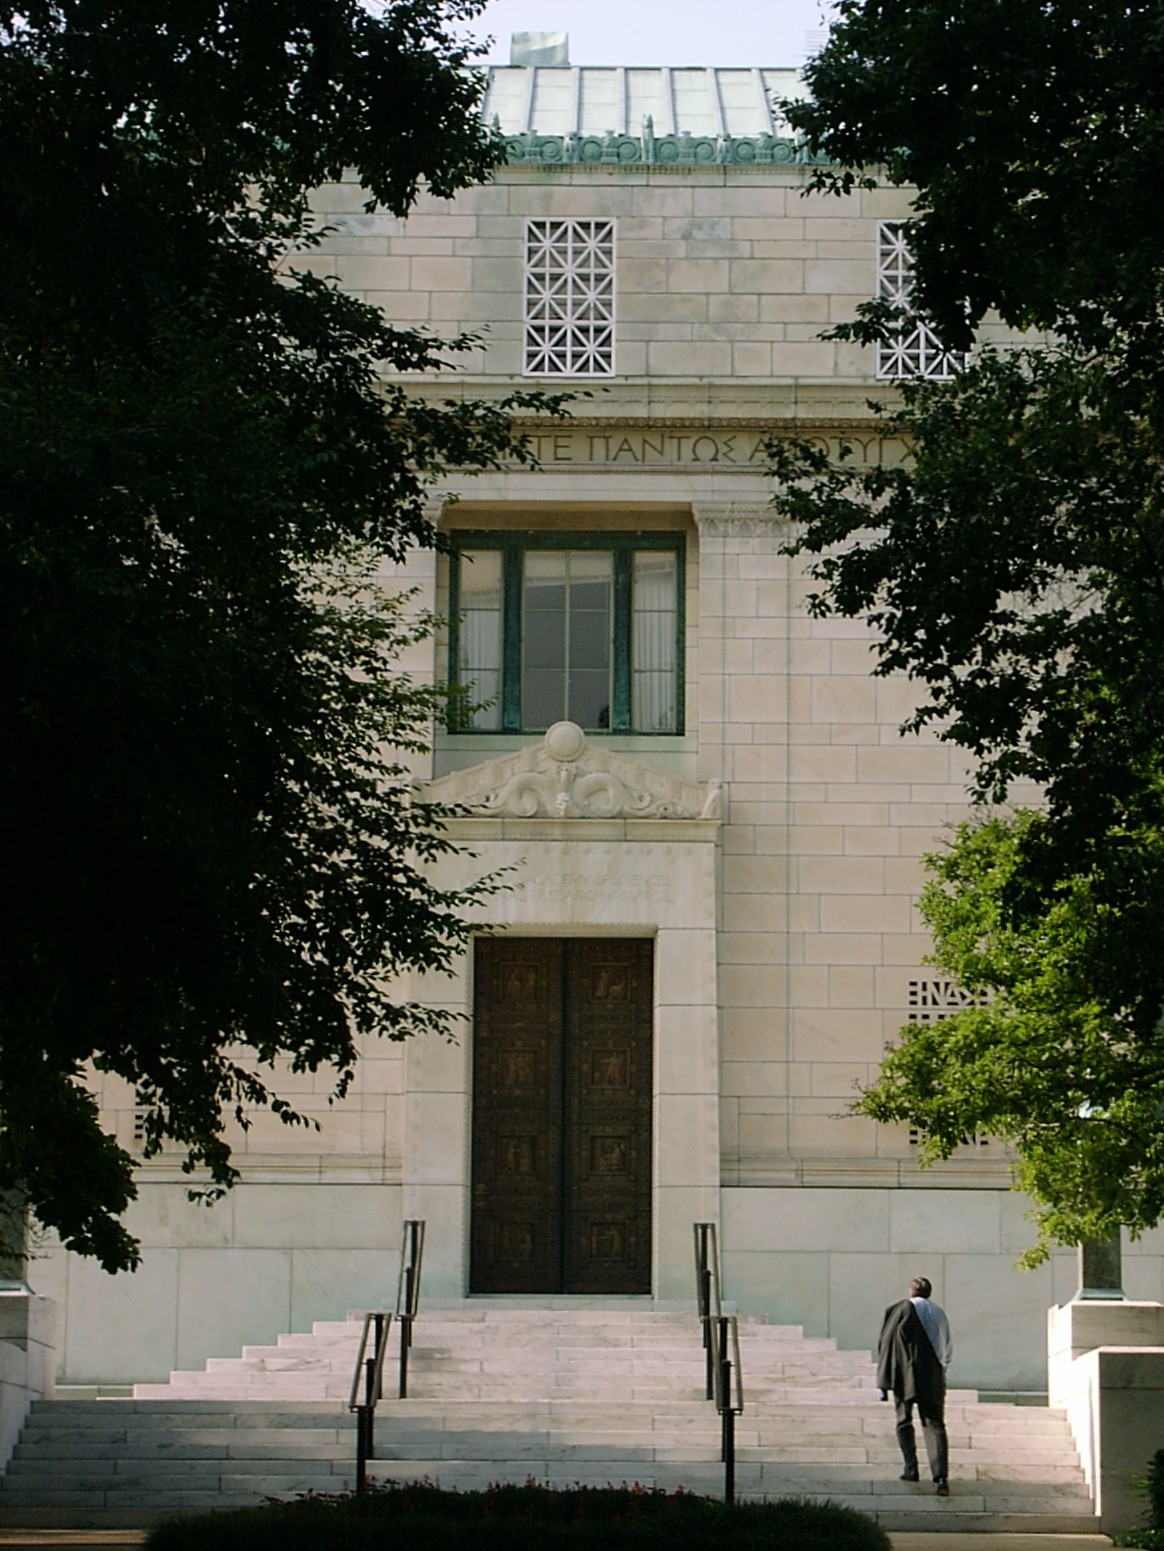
{"left": 35, "top": 55, "right": 1164, "bottom": 1395}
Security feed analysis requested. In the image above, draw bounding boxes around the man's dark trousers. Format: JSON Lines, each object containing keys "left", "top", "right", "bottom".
{"left": 895, "top": 1392, "right": 948, "bottom": 1483}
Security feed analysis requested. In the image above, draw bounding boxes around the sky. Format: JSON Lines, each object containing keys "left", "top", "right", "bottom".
{"left": 465, "top": 0, "right": 835, "bottom": 68}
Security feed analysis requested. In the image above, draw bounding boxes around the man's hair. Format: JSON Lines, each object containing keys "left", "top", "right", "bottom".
{"left": 909, "top": 1277, "right": 933, "bottom": 1299}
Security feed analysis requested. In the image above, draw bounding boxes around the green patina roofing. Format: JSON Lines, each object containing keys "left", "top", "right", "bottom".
{"left": 481, "top": 64, "right": 820, "bottom": 165}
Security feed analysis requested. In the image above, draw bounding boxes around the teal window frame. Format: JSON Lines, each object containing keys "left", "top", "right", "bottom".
{"left": 448, "top": 530, "right": 685, "bottom": 735}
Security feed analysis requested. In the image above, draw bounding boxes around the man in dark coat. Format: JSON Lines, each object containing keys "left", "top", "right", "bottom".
{"left": 876, "top": 1275, "right": 952, "bottom": 1496}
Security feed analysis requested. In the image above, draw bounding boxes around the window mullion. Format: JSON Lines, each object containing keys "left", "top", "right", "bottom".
{"left": 675, "top": 542, "right": 686, "bottom": 736}
{"left": 448, "top": 550, "right": 463, "bottom": 730}
{"left": 502, "top": 542, "right": 523, "bottom": 733}
{"left": 611, "top": 546, "right": 632, "bottom": 732}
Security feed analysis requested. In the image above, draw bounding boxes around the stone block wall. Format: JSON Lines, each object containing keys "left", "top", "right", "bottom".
{"left": 309, "top": 166, "right": 904, "bottom": 385}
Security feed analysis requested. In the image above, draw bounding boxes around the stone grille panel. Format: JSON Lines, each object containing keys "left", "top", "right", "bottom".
{"left": 524, "top": 218, "right": 615, "bottom": 376}
{"left": 903, "top": 979, "right": 991, "bottom": 1148}
{"left": 876, "top": 222, "right": 964, "bottom": 381}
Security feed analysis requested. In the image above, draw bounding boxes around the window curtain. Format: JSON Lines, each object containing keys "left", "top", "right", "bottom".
{"left": 631, "top": 552, "right": 677, "bottom": 733}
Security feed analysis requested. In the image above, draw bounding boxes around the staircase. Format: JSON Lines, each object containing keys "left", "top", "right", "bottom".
{"left": 0, "top": 1304, "right": 1099, "bottom": 1533}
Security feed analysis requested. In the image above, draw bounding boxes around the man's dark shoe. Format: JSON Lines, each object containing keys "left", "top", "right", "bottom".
{"left": 899, "top": 1470, "right": 919, "bottom": 1482}
{"left": 935, "top": 1480, "right": 950, "bottom": 1497}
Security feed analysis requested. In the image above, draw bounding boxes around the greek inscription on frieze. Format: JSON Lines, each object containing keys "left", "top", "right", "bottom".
{"left": 519, "top": 431, "right": 897, "bottom": 468}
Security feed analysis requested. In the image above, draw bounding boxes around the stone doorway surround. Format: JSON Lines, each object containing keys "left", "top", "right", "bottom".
{"left": 405, "top": 722, "right": 723, "bottom": 1302}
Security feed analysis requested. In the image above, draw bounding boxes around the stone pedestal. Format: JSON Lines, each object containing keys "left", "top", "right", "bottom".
{"left": 1049, "top": 1299, "right": 1164, "bottom": 1388}
{"left": 1076, "top": 1235, "right": 1125, "bottom": 1300}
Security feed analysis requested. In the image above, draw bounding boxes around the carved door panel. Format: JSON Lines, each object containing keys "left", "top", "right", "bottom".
{"left": 470, "top": 938, "right": 653, "bottom": 1294}
{"left": 563, "top": 939, "right": 652, "bottom": 1293}
{"left": 470, "top": 939, "right": 564, "bottom": 1294}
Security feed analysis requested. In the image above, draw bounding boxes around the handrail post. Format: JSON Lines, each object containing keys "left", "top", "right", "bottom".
{"left": 412, "top": 1222, "right": 425, "bottom": 1309}
{"left": 370, "top": 1313, "right": 384, "bottom": 1458}
{"left": 702, "top": 1263, "right": 714, "bottom": 1399}
{"left": 355, "top": 1408, "right": 367, "bottom": 1492}
{"left": 364, "top": 1353, "right": 376, "bottom": 1465}
{"left": 395, "top": 1219, "right": 424, "bottom": 1399}
{"left": 695, "top": 1228, "right": 742, "bottom": 1506}
{"left": 399, "top": 1290, "right": 411, "bottom": 1400}
{"left": 349, "top": 1306, "right": 395, "bottom": 1491}
{"left": 718, "top": 1315, "right": 735, "bottom": 1503}
{"left": 694, "top": 1222, "right": 718, "bottom": 1400}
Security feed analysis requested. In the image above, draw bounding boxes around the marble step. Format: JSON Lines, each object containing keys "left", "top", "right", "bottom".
{"left": 0, "top": 1436, "right": 1096, "bottom": 1511}
{"left": 0, "top": 1309, "right": 1099, "bottom": 1534}
{"left": 5, "top": 1410, "right": 1080, "bottom": 1460}
{"left": 133, "top": 1309, "right": 876, "bottom": 1403}
{"left": 6, "top": 1412, "right": 1077, "bottom": 1462}
{"left": 5, "top": 1397, "right": 1087, "bottom": 1475}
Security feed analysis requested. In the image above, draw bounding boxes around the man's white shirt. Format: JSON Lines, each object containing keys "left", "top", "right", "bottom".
{"left": 910, "top": 1296, "right": 953, "bottom": 1370}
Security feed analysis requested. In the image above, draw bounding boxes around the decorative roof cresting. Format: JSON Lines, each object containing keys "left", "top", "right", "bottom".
{"left": 480, "top": 65, "right": 824, "bottom": 168}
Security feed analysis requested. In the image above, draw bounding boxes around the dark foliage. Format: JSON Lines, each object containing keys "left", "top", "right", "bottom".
{"left": 0, "top": 1, "right": 561, "bottom": 1271}
{"left": 788, "top": 0, "right": 1164, "bottom": 351}
{"left": 145, "top": 1479, "right": 893, "bottom": 1551}
{"left": 774, "top": 1, "right": 1164, "bottom": 1255}
{"left": 1112, "top": 1448, "right": 1164, "bottom": 1546}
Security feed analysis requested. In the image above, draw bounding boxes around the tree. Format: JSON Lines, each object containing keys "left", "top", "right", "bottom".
{"left": 775, "top": 0, "right": 1164, "bottom": 1258}
{"left": 788, "top": 0, "right": 1164, "bottom": 351}
{"left": 0, "top": 0, "right": 557, "bottom": 1273}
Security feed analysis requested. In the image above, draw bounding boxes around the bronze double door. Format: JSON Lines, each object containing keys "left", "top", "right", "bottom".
{"left": 470, "top": 937, "right": 653, "bottom": 1294}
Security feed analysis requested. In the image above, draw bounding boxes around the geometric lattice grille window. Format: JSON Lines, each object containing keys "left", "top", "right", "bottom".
{"left": 905, "top": 978, "right": 989, "bottom": 1025}
{"left": 524, "top": 219, "right": 615, "bottom": 376}
{"left": 902, "top": 979, "right": 991, "bottom": 1147}
{"left": 875, "top": 221, "right": 965, "bottom": 382}
{"left": 132, "top": 1086, "right": 157, "bottom": 1151}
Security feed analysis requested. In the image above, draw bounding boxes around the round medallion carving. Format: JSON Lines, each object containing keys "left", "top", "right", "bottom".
{"left": 545, "top": 721, "right": 586, "bottom": 763}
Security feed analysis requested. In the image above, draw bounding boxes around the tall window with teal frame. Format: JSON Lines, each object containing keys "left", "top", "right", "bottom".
{"left": 448, "top": 532, "right": 684, "bottom": 734}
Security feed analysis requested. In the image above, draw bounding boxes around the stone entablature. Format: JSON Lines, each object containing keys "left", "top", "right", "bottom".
{"left": 422, "top": 721, "right": 722, "bottom": 822}
{"left": 495, "top": 424, "right": 908, "bottom": 474}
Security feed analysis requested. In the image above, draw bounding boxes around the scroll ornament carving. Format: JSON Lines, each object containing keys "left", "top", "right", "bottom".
{"left": 431, "top": 722, "right": 722, "bottom": 822}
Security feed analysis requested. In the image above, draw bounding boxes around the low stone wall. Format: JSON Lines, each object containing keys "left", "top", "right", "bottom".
{"left": 0, "top": 1292, "right": 56, "bottom": 1470}
{"left": 1048, "top": 1300, "right": 1164, "bottom": 1535}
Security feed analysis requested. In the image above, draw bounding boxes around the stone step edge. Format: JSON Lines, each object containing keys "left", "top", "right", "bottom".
{"left": 0, "top": 1460, "right": 1093, "bottom": 1487}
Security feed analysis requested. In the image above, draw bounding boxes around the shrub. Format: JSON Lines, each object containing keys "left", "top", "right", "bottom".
{"left": 146, "top": 1480, "right": 892, "bottom": 1551}
{"left": 1113, "top": 1448, "right": 1164, "bottom": 1548}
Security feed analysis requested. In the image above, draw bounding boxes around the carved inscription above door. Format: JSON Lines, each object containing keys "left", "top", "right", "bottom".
{"left": 470, "top": 938, "right": 653, "bottom": 1294}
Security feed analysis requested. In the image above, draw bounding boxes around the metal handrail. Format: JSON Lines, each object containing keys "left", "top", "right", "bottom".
{"left": 347, "top": 1218, "right": 426, "bottom": 1490}
{"left": 394, "top": 1218, "right": 425, "bottom": 1400}
{"left": 694, "top": 1223, "right": 743, "bottom": 1504}
{"left": 693, "top": 1221, "right": 722, "bottom": 1401}
{"left": 349, "top": 1310, "right": 391, "bottom": 1491}
{"left": 709, "top": 1314, "right": 745, "bottom": 1505}
{"left": 710, "top": 1314, "right": 745, "bottom": 1414}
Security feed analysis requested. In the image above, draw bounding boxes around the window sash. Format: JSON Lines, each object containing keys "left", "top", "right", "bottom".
{"left": 632, "top": 549, "right": 678, "bottom": 735}
{"left": 455, "top": 548, "right": 504, "bottom": 730}
{"left": 449, "top": 533, "right": 683, "bottom": 735}
{"left": 522, "top": 549, "right": 614, "bottom": 730}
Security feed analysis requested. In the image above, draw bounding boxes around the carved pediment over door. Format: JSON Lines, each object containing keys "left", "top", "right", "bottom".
{"left": 422, "top": 722, "right": 722, "bottom": 822}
